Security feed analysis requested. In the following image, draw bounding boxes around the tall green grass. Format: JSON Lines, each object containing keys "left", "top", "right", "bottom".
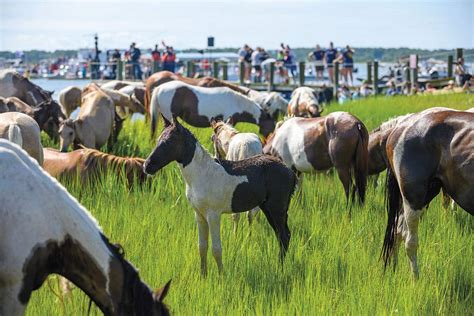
{"left": 30, "top": 94, "right": 473, "bottom": 315}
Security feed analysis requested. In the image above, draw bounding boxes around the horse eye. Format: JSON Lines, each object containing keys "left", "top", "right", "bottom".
{"left": 69, "top": 131, "right": 73, "bottom": 136}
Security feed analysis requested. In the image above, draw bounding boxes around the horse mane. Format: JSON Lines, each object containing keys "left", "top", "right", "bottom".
{"left": 372, "top": 113, "right": 414, "bottom": 133}
{"left": 213, "top": 121, "right": 239, "bottom": 137}
{"left": 81, "top": 148, "right": 145, "bottom": 178}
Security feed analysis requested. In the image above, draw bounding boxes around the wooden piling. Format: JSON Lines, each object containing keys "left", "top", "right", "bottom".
{"left": 298, "top": 61, "right": 305, "bottom": 86}
{"left": 447, "top": 55, "right": 453, "bottom": 78}
{"left": 239, "top": 61, "right": 245, "bottom": 85}
{"left": 268, "top": 62, "right": 275, "bottom": 92}
{"left": 222, "top": 63, "right": 228, "bottom": 81}
{"left": 404, "top": 61, "right": 410, "bottom": 83}
{"left": 117, "top": 59, "right": 123, "bottom": 80}
{"left": 213, "top": 61, "right": 219, "bottom": 79}
{"left": 186, "top": 61, "right": 193, "bottom": 77}
{"left": 410, "top": 55, "right": 418, "bottom": 92}
{"left": 333, "top": 62, "right": 339, "bottom": 98}
{"left": 366, "top": 62, "right": 372, "bottom": 83}
{"left": 373, "top": 61, "right": 379, "bottom": 95}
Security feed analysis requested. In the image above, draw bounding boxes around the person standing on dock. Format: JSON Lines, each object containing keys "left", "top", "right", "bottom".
{"left": 238, "top": 44, "right": 252, "bottom": 83}
{"left": 152, "top": 44, "right": 161, "bottom": 71}
{"left": 161, "top": 41, "right": 176, "bottom": 73}
{"left": 130, "top": 42, "right": 142, "bottom": 80}
{"left": 111, "top": 49, "right": 121, "bottom": 79}
{"left": 309, "top": 44, "right": 325, "bottom": 81}
{"left": 325, "top": 42, "right": 338, "bottom": 84}
{"left": 337, "top": 45, "right": 355, "bottom": 86}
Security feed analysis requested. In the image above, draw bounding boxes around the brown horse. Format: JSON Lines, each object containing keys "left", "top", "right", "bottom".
{"left": 263, "top": 112, "right": 369, "bottom": 204}
{"left": 144, "top": 71, "right": 249, "bottom": 118}
{"left": 43, "top": 147, "right": 147, "bottom": 187}
{"left": 0, "top": 70, "right": 66, "bottom": 139}
{"left": 382, "top": 110, "right": 474, "bottom": 278}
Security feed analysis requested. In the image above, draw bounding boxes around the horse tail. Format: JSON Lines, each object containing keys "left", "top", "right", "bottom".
{"left": 381, "top": 165, "right": 403, "bottom": 269}
{"left": 353, "top": 122, "right": 368, "bottom": 204}
{"left": 8, "top": 124, "right": 23, "bottom": 147}
{"left": 150, "top": 90, "right": 161, "bottom": 137}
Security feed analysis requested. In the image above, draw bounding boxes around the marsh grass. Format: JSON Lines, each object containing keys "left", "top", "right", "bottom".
{"left": 29, "top": 93, "right": 473, "bottom": 315}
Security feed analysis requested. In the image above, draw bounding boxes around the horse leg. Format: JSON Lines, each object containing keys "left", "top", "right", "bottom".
{"left": 207, "top": 211, "right": 223, "bottom": 274}
{"left": 402, "top": 200, "right": 425, "bottom": 279}
{"left": 335, "top": 167, "right": 352, "bottom": 203}
{"left": 231, "top": 213, "right": 240, "bottom": 234}
{"left": 259, "top": 199, "right": 291, "bottom": 262}
{"left": 195, "top": 211, "right": 209, "bottom": 277}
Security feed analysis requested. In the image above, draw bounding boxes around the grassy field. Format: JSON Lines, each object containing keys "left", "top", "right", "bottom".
{"left": 29, "top": 93, "right": 473, "bottom": 315}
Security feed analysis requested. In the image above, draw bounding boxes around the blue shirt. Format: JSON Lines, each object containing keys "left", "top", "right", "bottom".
{"left": 313, "top": 50, "right": 325, "bottom": 61}
{"left": 325, "top": 49, "right": 337, "bottom": 64}
{"left": 342, "top": 49, "right": 354, "bottom": 64}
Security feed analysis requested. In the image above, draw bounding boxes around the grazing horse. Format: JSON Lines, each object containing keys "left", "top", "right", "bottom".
{"left": 43, "top": 147, "right": 147, "bottom": 187}
{"left": 287, "top": 87, "right": 324, "bottom": 118}
{"left": 210, "top": 119, "right": 263, "bottom": 232}
{"left": 382, "top": 110, "right": 474, "bottom": 278}
{"left": 143, "top": 116, "right": 296, "bottom": 276}
{"left": 119, "top": 85, "right": 146, "bottom": 111}
{"left": 150, "top": 81, "right": 275, "bottom": 137}
{"left": 58, "top": 86, "right": 82, "bottom": 117}
{"left": 263, "top": 112, "right": 369, "bottom": 204}
{"left": 58, "top": 90, "right": 115, "bottom": 152}
{"left": 0, "top": 112, "right": 44, "bottom": 165}
{"left": 0, "top": 70, "right": 66, "bottom": 139}
{"left": 0, "top": 96, "right": 35, "bottom": 116}
{"left": 0, "top": 140, "right": 170, "bottom": 315}
{"left": 144, "top": 71, "right": 249, "bottom": 117}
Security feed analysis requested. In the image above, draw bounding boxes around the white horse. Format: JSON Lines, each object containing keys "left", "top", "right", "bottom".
{"left": 0, "top": 112, "right": 44, "bottom": 165}
{"left": 244, "top": 89, "right": 288, "bottom": 118}
{"left": 149, "top": 80, "right": 276, "bottom": 137}
{"left": 144, "top": 116, "right": 296, "bottom": 276}
{"left": 210, "top": 119, "right": 263, "bottom": 232}
{"left": 0, "top": 140, "right": 170, "bottom": 315}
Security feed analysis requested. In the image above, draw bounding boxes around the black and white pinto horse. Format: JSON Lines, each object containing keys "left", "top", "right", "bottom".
{"left": 382, "top": 110, "right": 474, "bottom": 278}
{"left": 0, "top": 140, "right": 170, "bottom": 315}
{"left": 143, "top": 116, "right": 296, "bottom": 276}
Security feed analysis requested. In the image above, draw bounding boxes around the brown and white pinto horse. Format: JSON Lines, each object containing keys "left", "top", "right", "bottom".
{"left": 0, "top": 70, "right": 66, "bottom": 139}
{"left": 43, "top": 147, "right": 148, "bottom": 188}
{"left": 263, "top": 112, "right": 369, "bottom": 204}
{"left": 144, "top": 71, "right": 249, "bottom": 117}
{"left": 0, "top": 140, "right": 170, "bottom": 315}
{"left": 382, "top": 110, "right": 474, "bottom": 278}
{"left": 144, "top": 116, "right": 296, "bottom": 276}
{"left": 150, "top": 81, "right": 276, "bottom": 137}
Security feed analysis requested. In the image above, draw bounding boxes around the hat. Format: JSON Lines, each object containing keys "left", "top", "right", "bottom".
{"left": 448, "top": 80, "right": 454, "bottom": 85}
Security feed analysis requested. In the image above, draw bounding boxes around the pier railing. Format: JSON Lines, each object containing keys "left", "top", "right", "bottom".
{"left": 84, "top": 48, "right": 464, "bottom": 95}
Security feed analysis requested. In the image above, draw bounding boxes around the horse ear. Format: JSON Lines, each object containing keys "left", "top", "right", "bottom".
{"left": 210, "top": 117, "right": 217, "bottom": 128}
{"left": 162, "top": 114, "right": 171, "bottom": 127}
{"left": 154, "top": 279, "right": 171, "bottom": 302}
{"left": 226, "top": 116, "right": 235, "bottom": 126}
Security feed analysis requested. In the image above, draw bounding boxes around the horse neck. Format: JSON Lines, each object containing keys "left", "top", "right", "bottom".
{"left": 21, "top": 79, "right": 46, "bottom": 106}
{"left": 179, "top": 141, "right": 217, "bottom": 186}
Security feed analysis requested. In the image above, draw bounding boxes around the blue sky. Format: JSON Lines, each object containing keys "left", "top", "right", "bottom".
{"left": 0, "top": 0, "right": 472, "bottom": 51}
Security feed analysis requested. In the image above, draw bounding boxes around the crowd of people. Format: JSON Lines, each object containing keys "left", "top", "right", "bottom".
{"left": 237, "top": 42, "right": 356, "bottom": 85}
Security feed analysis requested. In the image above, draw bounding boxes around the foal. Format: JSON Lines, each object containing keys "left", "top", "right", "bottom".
{"left": 0, "top": 140, "right": 170, "bottom": 315}
{"left": 144, "top": 116, "right": 296, "bottom": 276}
{"left": 210, "top": 119, "right": 263, "bottom": 232}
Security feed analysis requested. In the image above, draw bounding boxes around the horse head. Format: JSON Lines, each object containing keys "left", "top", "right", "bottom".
{"left": 263, "top": 92, "right": 288, "bottom": 119}
{"left": 258, "top": 111, "right": 276, "bottom": 138}
{"left": 34, "top": 99, "right": 66, "bottom": 140}
{"left": 58, "top": 119, "right": 77, "bottom": 152}
{"left": 105, "top": 242, "right": 171, "bottom": 315}
{"left": 144, "top": 115, "right": 197, "bottom": 174}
